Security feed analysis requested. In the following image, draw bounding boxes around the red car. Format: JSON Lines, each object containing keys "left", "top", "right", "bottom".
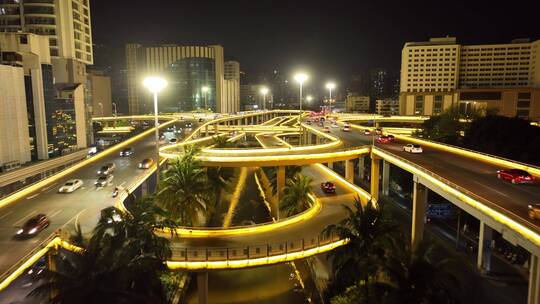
{"left": 16, "top": 214, "right": 50, "bottom": 238}
{"left": 497, "top": 169, "right": 534, "bottom": 184}
{"left": 376, "top": 135, "right": 392, "bottom": 144}
{"left": 321, "top": 181, "right": 336, "bottom": 193}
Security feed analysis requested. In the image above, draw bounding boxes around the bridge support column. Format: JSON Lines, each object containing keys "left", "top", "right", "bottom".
{"left": 214, "top": 124, "right": 218, "bottom": 135}
{"left": 141, "top": 180, "right": 149, "bottom": 196}
{"left": 382, "top": 160, "right": 390, "bottom": 196}
{"left": 529, "top": 255, "right": 540, "bottom": 304}
{"left": 345, "top": 159, "right": 354, "bottom": 183}
{"left": 411, "top": 177, "right": 428, "bottom": 250}
{"left": 358, "top": 156, "right": 365, "bottom": 180}
{"left": 205, "top": 125, "right": 209, "bottom": 137}
{"left": 197, "top": 272, "right": 209, "bottom": 304}
{"left": 370, "top": 155, "right": 380, "bottom": 201}
{"left": 251, "top": 116, "right": 254, "bottom": 125}
{"left": 328, "top": 162, "right": 333, "bottom": 170}
{"left": 316, "top": 136, "right": 320, "bottom": 145}
{"left": 47, "top": 250, "right": 58, "bottom": 299}
{"left": 477, "top": 221, "right": 493, "bottom": 274}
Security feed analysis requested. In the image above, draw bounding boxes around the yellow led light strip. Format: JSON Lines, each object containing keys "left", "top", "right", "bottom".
{"left": 372, "top": 148, "right": 540, "bottom": 247}
{"left": 158, "top": 194, "right": 322, "bottom": 238}
{"left": 0, "top": 118, "right": 178, "bottom": 210}
{"left": 166, "top": 238, "right": 349, "bottom": 270}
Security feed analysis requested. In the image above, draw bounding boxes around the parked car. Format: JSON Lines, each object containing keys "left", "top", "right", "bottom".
{"left": 58, "top": 179, "right": 83, "bottom": 193}
{"left": 16, "top": 214, "right": 50, "bottom": 238}
{"left": 138, "top": 158, "right": 154, "bottom": 169}
{"left": 528, "top": 204, "right": 540, "bottom": 220}
{"left": 321, "top": 181, "right": 336, "bottom": 194}
{"left": 403, "top": 144, "right": 423, "bottom": 153}
{"left": 497, "top": 169, "right": 534, "bottom": 184}
{"left": 97, "top": 163, "right": 116, "bottom": 175}
{"left": 119, "top": 147, "right": 134, "bottom": 156}
{"left": 95, "top": 174, "right": 113, "bottom": 187}
{"left": 376, "top": 135, "right": 392, "bottom": 144}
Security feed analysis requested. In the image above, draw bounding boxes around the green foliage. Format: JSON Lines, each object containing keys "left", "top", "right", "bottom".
{"left": 212, "top": 136, "right": 233, "bottom": 148}
{"left": 415, "top": 106, "right": 465, "bottom": 145}
{"left": 463, "top": 115, "right": 540, "bottom": 165}
{"left": 279, "top": 174, "right": 314, "bottom": 216}
{"left": 32, "top": 198, "right": 175, "bottom": 304}
{"left": 157, "top": 157, "right": 209, "bottom": 226}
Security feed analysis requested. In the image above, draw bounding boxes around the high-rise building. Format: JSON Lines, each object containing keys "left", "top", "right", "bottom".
{"left": 0, "top": 32, "right": 89, "bottom": 160}
{"left": 224, "top": 60, "right": 240, "bottom": 80}
{"left": 376, "top": 99, "right": 400, "bottom": 116}
{"left": 125, "top": 43, "right": 240, "bottom": 114}
{"left": 87, "top": 70, "right": 112, "bottom": 117}
{"left": 345, "top": 94, "right": 370, "bottom": 112}
{"left": 400, "top": 37, "right": 540, "bottom": 120}
{"left": 0, "top": 64, "right": 31, "bottom": 167}
{"left": 0, "top": 0, "right": 93, "bottom": 65}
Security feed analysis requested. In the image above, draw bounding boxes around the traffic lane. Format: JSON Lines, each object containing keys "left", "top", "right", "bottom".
{"left": 170, "top": 162, "right": 357, "bottom": 249}
{"left": 377, "top": 140, "right": 540, "bottom": 224}
{"left": 0, "top": 120, "right": 194, "bottom": 275}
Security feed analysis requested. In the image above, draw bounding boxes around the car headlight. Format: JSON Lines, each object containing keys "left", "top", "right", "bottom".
{"left": 29, "top": 228, "right": 37, "bottom": 234}
{"left": 17, "top": 229, "right": 23, "bottom": 235}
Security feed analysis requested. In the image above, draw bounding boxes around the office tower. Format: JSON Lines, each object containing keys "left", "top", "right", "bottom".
{"left": 126, "top": 43, "right": 240, "bottom": 114}
{"left": 400, "top": 37, "right": 540, "bottom": 119}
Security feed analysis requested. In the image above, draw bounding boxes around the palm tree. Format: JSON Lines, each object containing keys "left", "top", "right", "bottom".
{"left": 376, "top": 237, "right": 461, "bottom": 304}
{"left": 32, "top": 198, "right": 174, "bottom": 304}
{"left": 157, "top": 157, "right": 209, "bottom": 226}
{"left": 212, "top": 135, "right": 233, "bottom": 148}
{"left": 206, "top": 166, "right": 235, "bottom": 211}
{"left": 181, "top": 144, "right": 201, "bottom": 163}
{"left": 280, "top": 174, "right": 314, "bottom": 216}
{"left": 268, "top": 165, "right": 304, "bottom": 194}
{"left": 323, "top": 198, "right": 395, "bottom": 298}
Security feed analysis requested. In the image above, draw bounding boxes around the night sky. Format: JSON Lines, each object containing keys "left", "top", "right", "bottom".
{"left": 91, "top": 0, "right": 539, "bottom": 84}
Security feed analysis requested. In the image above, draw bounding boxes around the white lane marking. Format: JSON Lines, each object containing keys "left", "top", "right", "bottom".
{"left": 0, "top": 210, "right": 14, "bottom": 220}
{"left": 26, "top": 193, "right": 40, "bottom": 200}
{"left": 13, "top": 210, "right": 37, "bottom": 226}
{"left": 74, "top": 209, "right": 86, "bottom": 227}
{"left": 471, "top": 180, "right": 510, "bottom": 198}
{"left": 49, "top": 209, "right": 62, "bottom": 218}
{"left": 41, "top": 182, "right": 58, "bottom": 192}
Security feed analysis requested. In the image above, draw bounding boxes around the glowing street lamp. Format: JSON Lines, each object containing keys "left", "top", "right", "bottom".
{"left": 260, "top": 87, "right": 269, "bottom": 110}
{"left": 306, "top": 95, "right": 313, "bottom": 102}
{"left": 143, "top": 76, "right": 167, "bottom": 183}
{"left": 325, "top": 82, "right": 336, "bottom": 113}
{"left": 202, "top": 86, "right": 210, "bottom": 110}
{"left": 294, "top": 73, "right": 308, "bottom": 111}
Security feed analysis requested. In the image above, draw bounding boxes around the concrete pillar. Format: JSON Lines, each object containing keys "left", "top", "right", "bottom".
{"left": 197, "top": 272, "right": 209, "bottom": 304}
{"left": 214, "top": 124, "right": 218, "bottom": 135}
{"left": 47, "top": 250, "right": 58, "bottom": 299}
{"left": 370, "top": 156, "right": 380, "bottom": 202}
{"left": 328, "top": 162, "right": 334, "bottom": 170}
{"left": 251, "top": 116, "right": 254, "bottom": 125}
{"left": 141, "top": 180, "right": 149, "bottom": 196}
{"left": 529, "top": 255, "right": 540, "bottom": 304}
{"left": 277, "top": 166, "right": 286, "bottom": 200}
{"left": 411, "top": 178, "right": 428, "bottom": 250}
{"left": 358, "top": 156, "right": 365, "bottom": 180}
{"left": 345, "top": 159, "right": 354, "bottom": 183}
{"left": 477, "top": 221, "right": 493, "bottom": 274}
{"left": 382, "top": 160, "right": 390, "bottom": 196}
{"left": 205, "top": 125, "right": 209, "bottom": 137}
{"left": 316, "top": 136, "right": 320, "bottom": 145}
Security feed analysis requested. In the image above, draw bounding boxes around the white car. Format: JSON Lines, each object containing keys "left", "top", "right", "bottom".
{"left": 331, "top": 123, "right": 339, "bottom": 128}
{"left": 58, "top": 179, "right": 83, "bottom": 193}
{"left": 403, "top": 144, "right": 423, "bottom": 154}
{"left": 342, "top": 126, "right": 351, "bottom": 132}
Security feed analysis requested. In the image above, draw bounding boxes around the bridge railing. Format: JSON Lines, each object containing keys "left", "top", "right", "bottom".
{"left": 169, "top": 231, "right": 341, "bottom": 263}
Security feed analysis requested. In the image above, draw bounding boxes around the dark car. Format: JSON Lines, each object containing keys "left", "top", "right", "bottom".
{"left": 528, "top": 204, "right": 540, "bottom": 220}
{"left": 198, "top": 118, "right": 204, "bottom": 122}
{"left": 16, "top": 214, "right": 50, "bottom": 238}
{"left": 321, "top": 181, "right": 336, "bottom": 194}
{"left": 95, "top": 174, "right": 113, "bottom": 187}
{"left": 119, "top": 147, "right": 134, "bottom": 156}
{"left": 138, "top": 158, "right": 154, "bottom": 169}
{"left": 97, "top": 163, "right": 116, "bottom": 175}
{"left": 497, "top": 169, "right": 534, "bottom": 184}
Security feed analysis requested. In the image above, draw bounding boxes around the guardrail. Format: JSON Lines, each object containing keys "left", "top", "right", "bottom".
{"left": 372, "top": 147, "right": 540, "bottom": 251}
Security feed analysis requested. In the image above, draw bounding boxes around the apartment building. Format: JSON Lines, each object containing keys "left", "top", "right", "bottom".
{"left": 345, "top": 94, "right": 370, "bottom": 112}
{"left": 400, "top": 37, "right": 540, "bottom": 120}
{"left": 126, "top": 44, "right": 240, "bottom": 114}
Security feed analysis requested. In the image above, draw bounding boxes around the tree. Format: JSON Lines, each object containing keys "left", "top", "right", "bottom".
{"left": 212, "top": 135, "right": 233, "bottom": 148}
{"left": 323, "top": 198, "right": 395, "bottom": 298}
{"left": 206, "top": 166, "right": 235, "bottom": 219}
{"left": 32, "top": 199, "right": 175, "bottom": 304}
{"left": 279, "top": 174, "right": 314, "bottom": 216}
{"left": 376, "top": 237, "right": 461, "bottom": 304}
{"left": 415, "top": 106, "right": 465, "bottom": 145}
{"left": 157, "top": 157, "right": 209, "bottom": 226}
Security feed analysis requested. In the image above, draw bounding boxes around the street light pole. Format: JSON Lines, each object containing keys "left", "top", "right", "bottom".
{"left": 325, "top": 82, "right": 335, "bottom": 114}
{"left": 143, "top": 76, "right": 168, "bottom": 187}
{"left": 260, "top": 87, "right": 269, "bottom": 111}
{"left": 294, "top": 73, "right": 308, "bottom": 112}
